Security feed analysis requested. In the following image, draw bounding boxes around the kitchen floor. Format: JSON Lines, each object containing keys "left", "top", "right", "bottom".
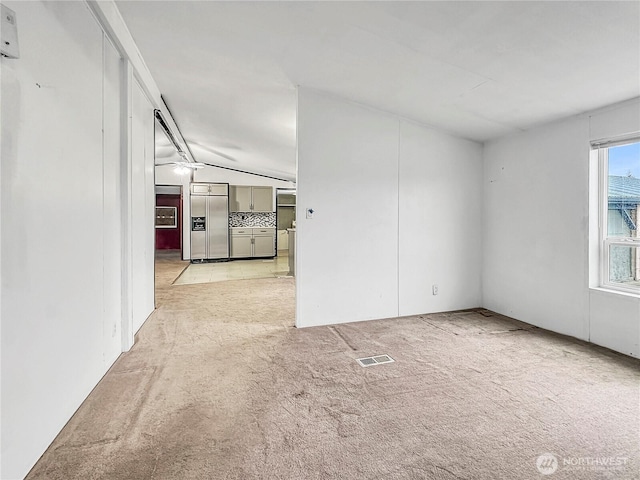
{"left": 173, "top": 252, "right": 290, "bottom": 285}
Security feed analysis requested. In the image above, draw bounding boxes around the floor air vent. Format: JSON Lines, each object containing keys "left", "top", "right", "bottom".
{"left": 356, "top": 355, "right": 395, "bottom": 367}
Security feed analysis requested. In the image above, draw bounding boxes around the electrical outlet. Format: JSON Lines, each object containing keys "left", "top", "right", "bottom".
{"left": 306, "top": 208, "right": 314, "bottom": 219}
{"left": 432, "top": 284, "right": 438, "bottom": 295}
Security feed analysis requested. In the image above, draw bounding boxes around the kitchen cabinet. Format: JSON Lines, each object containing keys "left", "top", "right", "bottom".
{"left": 229, "top": 186, "right": 273, "bottom": 212}
{"left": 230, "top": 227, "right": 275, "bottom": 258}
{"left": 251, "top": 187, "right": 273, "bottom": 212}
{"left": 230, "top": 228, "right": 252, "bottom": 258}
{"left": 253, "top": 228, "right": 275, "bottom": 257}
{"left": 229, "top": 186, "right": 252, "bottom": 212}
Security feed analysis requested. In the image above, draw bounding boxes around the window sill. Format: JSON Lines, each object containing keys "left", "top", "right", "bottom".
{"left": 589, "top": 286, "right": 640, "bottom": 299}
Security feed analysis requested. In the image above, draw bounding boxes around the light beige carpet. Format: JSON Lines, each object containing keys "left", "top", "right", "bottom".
{"left": 26, "top": 257, "right": 640, "bottom": 479}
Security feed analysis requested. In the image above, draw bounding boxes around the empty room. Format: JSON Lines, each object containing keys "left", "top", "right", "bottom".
{"left": 1, "top": 1, "right": 639, "bottom": 479}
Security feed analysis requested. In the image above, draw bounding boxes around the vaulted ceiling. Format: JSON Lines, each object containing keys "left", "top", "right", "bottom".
{"left": 117, "top": 1, "right": 640, "bottom": 182}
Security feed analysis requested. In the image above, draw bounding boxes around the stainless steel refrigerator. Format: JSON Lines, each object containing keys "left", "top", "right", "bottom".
{"left": 190, "top": 183, "right": 229, "bottom": 261}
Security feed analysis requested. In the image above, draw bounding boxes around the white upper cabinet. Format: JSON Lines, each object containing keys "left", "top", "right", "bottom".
{"left": 251, "top": 186, "right": 273, "bottom": 212}
{"left": 229, "top": 186, "right": 273, "bottom": 212}
{"left": 229, "top": 186, "right": 252, "bottom": 211}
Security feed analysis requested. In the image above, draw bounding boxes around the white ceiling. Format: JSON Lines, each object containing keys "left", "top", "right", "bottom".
{"left": 117, "top": 1, "right": 640, "bottom": 181}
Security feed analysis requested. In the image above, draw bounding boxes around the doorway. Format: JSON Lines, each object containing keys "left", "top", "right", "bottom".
{"left": 155, "top": 185, "right": 183, "bottom": 253}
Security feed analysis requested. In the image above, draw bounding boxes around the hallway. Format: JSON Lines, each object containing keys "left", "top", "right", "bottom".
{"left": 25, "top": 258, "right": 640, "bottom": 479}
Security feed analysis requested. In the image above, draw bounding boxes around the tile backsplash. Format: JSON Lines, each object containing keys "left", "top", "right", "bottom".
{"left": 229, "top": 212, "right": 276, "bottom": 228}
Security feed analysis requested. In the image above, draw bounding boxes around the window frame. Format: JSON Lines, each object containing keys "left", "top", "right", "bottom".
{"left": 155, "top": 206, "right": 178, "bottom": 229}
{"left": 598, "top": 138, "right": 640, "bottom": 294}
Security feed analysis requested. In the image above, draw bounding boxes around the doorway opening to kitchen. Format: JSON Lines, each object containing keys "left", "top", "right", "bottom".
{"left": 152, "top": 112, "right": 296, "bottom": 327}
{"left": 153, "top": 178, "right": 296, "bottom": 330}
{"left": 170, "top": 183, "right": 294, "bottom": 285}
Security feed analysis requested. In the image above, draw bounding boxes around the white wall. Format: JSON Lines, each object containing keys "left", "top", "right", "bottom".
{"left": 483, "top": 98, "right": 640, "bottom": 357}
{"left": 297, "top": 90, "right": 400, "bottom": 326}
{"left": 0, "top": 2, "right": 157, "bottom": 478}
{"left": 296, "top": 89, "right": 483, "bottom": 327}
{"left": 398, "top": 121, "right": 483, "bottom": 316}
{"left": 1, "top": 2, "right": 116, "bottom": 477}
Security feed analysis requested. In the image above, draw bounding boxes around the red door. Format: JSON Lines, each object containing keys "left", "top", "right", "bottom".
{"left": 155, "top": 193, "right": 182, "bottom": 250}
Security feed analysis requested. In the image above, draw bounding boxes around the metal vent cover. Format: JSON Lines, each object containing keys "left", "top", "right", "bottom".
{"left": 356, "top": 355, "right": 395, "bottom": 367}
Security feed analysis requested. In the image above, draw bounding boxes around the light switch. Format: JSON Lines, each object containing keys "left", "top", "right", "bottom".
{"left": 306, "top": 208, "right": 314, "bottom": 219}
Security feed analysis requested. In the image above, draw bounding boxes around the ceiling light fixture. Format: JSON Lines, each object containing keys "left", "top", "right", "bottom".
{"left": 174, "top": 164, "right": 189, "bottom": 175}
{"left": 173, "top": 161, "right": 205, "bottom": 174}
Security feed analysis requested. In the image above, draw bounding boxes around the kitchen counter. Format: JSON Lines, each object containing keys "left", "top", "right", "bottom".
{"left": 230, "top": 226, "right": 275, "bottom": 231}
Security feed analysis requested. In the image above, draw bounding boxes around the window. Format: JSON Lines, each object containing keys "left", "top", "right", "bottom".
{"left": 598, "top": 139, "right": 640, "bottom": 292}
